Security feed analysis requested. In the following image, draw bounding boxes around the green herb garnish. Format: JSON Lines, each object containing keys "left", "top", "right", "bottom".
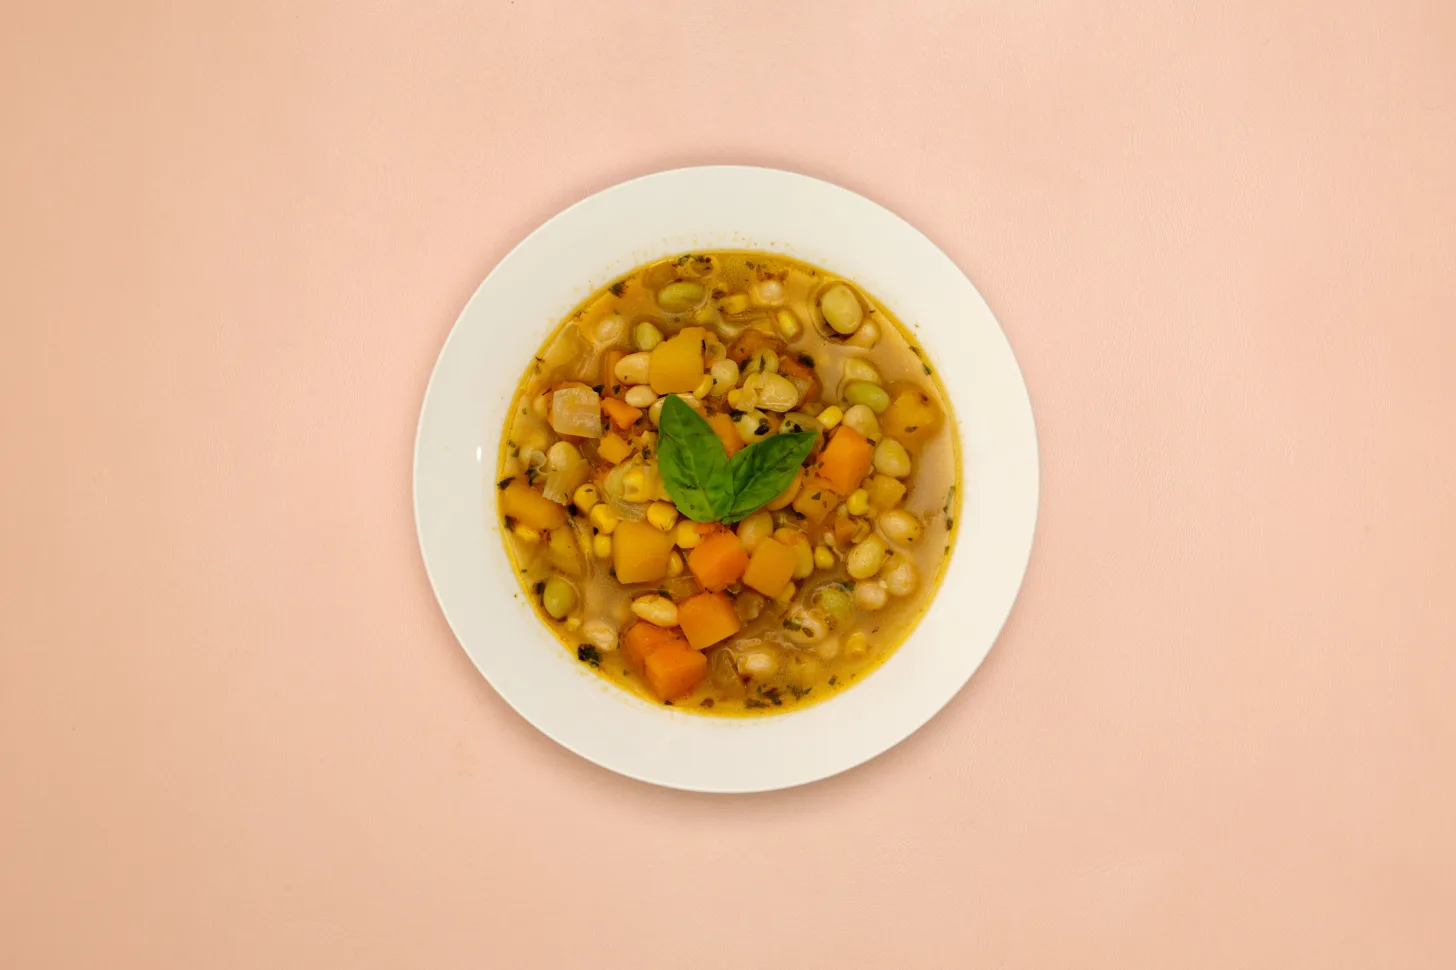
{"left": 656, "top": 396, "right": 815, "bottom": 524}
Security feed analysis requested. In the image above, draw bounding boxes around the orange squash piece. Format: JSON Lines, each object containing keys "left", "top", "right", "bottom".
{"left": 813, "top": 426, "right": 874, "bottom": 495}
{"left": 687, "top": 532, "right": 749, "bottom": 590}
{"left": 613, "top": 519, "right": 677, "bottom": 584}
{"left": 677, "top": 592, "right": 742, "bottom": 650}
{"left": 706, "top": 412, "right": 744, "bottom": 458}
{"left": 643, "top": 644, "right": 708, "bottom": 701}
{"left": 791, "top": 480, "right": 840, "bottom": 523}
{"left": 741, "top": 536, "right": 797, "bottom": 598}
{"left": 500, "top": 479, "right": 567, "bottom": 531}
{"left": 601, "top": 397, "right": 642, "bottom": 430}
{"left": 596, "top": 431, "right": 633, "bottom": 465}
{"left": 879, "top": 384, "right": 942, "bottom": 444}
{"left": 622, "top": 622, "right": 688, "bottom": 674}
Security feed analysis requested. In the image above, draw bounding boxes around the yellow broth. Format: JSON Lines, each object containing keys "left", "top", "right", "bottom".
{"left": 496, "top": 252, "right": 959, "bottom": 715}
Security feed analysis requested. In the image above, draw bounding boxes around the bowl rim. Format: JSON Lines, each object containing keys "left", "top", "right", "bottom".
{"left": 414, "top": 165, "right": 1039, "bottom": 792}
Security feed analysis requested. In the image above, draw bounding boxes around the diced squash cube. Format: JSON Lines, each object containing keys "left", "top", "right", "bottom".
{"left": 613, "top": 518, "right": 677, "bottom": 583}
{"left": 643, "top": 643, "right": 708, "bottom": 701}
{"left": 500, "top": 480, "right": 567, "bottom": 531}
{"left": 813, "top": 426, "right": 874, "bottom": 494}
{"left": 622, "top": 622, "right": 688, "bottom": 673}
{"left": 687, "top": 531, "right": 749, "bottom": 590}
{"left": 792, "top": 481, "right": 840, "bottom": 523}
{"left": 741, "top": 536, "right": 797, "bottom": 598}
{"left": 880, "top": 385, "right": 942, "bottom": 444}
{"left": 649, "top": 326, "right": 708, "bottom": 394}
{"left": 707, "top": 412, "right": 744, "bottom": 458}
{"left": 677, "top": 592, "right": 742, "bottom": 650}
{"left": 601, "top": 397, "right": 642, "bottom": 429}
{"left": 546, "top": 527, "right": 584, "bottom": 577}
{"left": 550, "top": 385, "right": 603, "bottom": 438}
{"left": 866, "top": 474, "right": 907, "bottom": 513}
{"left": 596, "top": 432, "right": 633, "bottom": 465}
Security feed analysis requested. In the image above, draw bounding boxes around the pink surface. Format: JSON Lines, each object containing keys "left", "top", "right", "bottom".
{"left": 3, "top": 1, "right": 1454, "bottom": 967}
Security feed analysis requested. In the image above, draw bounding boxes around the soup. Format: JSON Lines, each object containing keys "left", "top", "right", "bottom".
{"left": 496, "top": 252, "right": 959, "bottom": 715}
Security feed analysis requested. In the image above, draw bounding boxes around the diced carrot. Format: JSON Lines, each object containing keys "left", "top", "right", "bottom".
{"left": 687, "top": 532, "right": 749, "bottom": 590}
{"left": 741, "top": 536, "right": 797, "bottom": 598}
{"left": 500, "top": 479, "right": 567, "bottom": 530}
{"left": 601, "top": 397, "right": 642, "bottom": 429}
{"left": 777, "top": 352, "right": 821, "bottom": 402}
{"left": 677, "top": 592, "right": 742, "bottom": 650}
{"left": 622, "top": 622, "right": 689, "bottom": 673}
{"left": 613, "top": 519, "right": 677, "bottom": 583}
{"left": 707, "top": 412, "right": 744, "bottom": 458}
{"left": 792, "top": 480, "right": 840, "bottom": 523}
{"left": 813, "top": 426, "right": 874, "bottom": 495}
{"left": 596, "top": 431, "right": 633, "bottom": 465}
{"left": 727, "top": 327, "right": 784, "bottom": 365}
{"left": 643, "top": 644, "right": 708, "bottom": 701}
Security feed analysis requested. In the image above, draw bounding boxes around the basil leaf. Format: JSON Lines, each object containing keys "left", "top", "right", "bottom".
{"left": 656, "top": 396, "right": 733, "bottom": 522}
{"left": 722, "top": 431, "right": 817, "bottom": 523}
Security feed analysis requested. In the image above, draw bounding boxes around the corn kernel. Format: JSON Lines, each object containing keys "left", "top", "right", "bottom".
{"left": 675, "top": 520, "right": 702, "bottom": 549}
{"left": 589, "top": 504, "right": 620, "bottom": 535}
{"left": 814, "top": 546, "right": 835, "bottom": 570}
{"left": 722, "top": 293, "right": 750, "bottom": 314}
{"left": 511, "top": 523, "right": 541, "bottom": 543}
{"left": 647, "top": 501, "right": 679, "bottom": 532}
{"left": 667, "top": 550, "right": 684, "bottom": 577}
{"left": 775, "top": 581, "right": 797, "bottom": 604}
{"left": 727, "top": 388, "right": 744, "bottom": 409}
{"left": 572, "top": 484, "right": 600, "bottom": 513}
{"left": 846, "top": 489, "right": 870, "bottom": 516}
{"left": 776, "top": 308, "right": 801, "bottom": 340}
{"left": 592, "top": 534, "right": 612, "bottom": 559}
{"left": 693, "top": 374, "right": 715, "bottom": 400}
{"left": 817, "top": 405, "right": 844, "bottom": 430}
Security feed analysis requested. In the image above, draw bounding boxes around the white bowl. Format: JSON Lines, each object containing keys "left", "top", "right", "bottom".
{"left": 414, "top": 166, "right": 1038, "bottom": 792}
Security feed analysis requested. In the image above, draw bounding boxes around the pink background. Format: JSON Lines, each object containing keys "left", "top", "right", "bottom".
{"left": 4, "top": 2, "right": 1455, "bottom": 967}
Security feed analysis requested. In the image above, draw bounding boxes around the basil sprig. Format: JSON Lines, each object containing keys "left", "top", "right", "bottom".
{"left": 657, "top": 396, "right": 816, "bottom": 524}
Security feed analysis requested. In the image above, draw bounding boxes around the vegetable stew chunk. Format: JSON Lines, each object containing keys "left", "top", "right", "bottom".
{"left": 498, "top": 251, "right": 959, "bottom": 716}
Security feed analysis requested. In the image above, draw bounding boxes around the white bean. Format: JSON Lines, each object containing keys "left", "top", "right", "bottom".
{"left": 842, "top": 357, "right": 883, "bottom": 385}
{"left": 882, "top": 554, "right": 920, "bottom": 597}
{"left": 878, "top": 510, "right": 923, "bottom": 544}
{"left": 873, "top": 438, "right": 912, "bottom": 478}
{"left": 614, "top": 352, "right": 651, "bottom": 385}
{"left": 842, "top": 404, "right": 881, "bottom": 440}
{"left": 853, "top": 580, "right": 888, "bottom": 611}
{"left": 709, "top": 358, "right": 740, "bottom": 394}
{"left": 736, "top": 511, "right": 774, "bottom": 553}
{"left": 846, "top": 535, "right": 889, "bottom": 579}
{"left": 630, "top": 595, "right": 679, "bottom": 627}
{"left": 623, "top": 385, "right": 658, "bottom": 408}
{"left": 583, "top": 621, "right": 618, "bottom": 651}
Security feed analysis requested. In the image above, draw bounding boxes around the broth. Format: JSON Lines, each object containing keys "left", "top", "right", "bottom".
{"left": 496, "top": 251, "right": 959, "bottom": 715}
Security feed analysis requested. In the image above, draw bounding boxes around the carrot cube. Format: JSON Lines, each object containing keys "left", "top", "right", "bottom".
{"left": 687, "top": 532, "right": 749, "bottom": 591}
{"left": 643, "top": 644, "right": 708, "bottom": 701}
{"left": 813, "top": 426, "right": 874, "bottom": 495}
{"left": 677, "top": 592, "right": 742, "bottom": 650}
